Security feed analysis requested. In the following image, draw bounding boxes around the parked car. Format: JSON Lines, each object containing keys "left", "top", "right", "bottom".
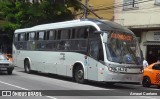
{"left": 4, "top": 54, "right": 13, "bottom": 62}
{"left": 0, "top": 53, "right": 14, "bottom": 74}
{"left": 142, "top": 62, "right": 160, "bottom": 88}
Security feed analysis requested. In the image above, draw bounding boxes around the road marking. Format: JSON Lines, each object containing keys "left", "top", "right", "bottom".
{"left": 0, "top": 80, "right": 57, "bottom": 99}
{"left": 0, "top": 80, "right": 28, "bottom": 90}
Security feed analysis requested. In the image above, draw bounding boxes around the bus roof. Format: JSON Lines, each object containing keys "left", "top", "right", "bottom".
{"left": 14, "top": 18, "right": 133, "bottom": 34}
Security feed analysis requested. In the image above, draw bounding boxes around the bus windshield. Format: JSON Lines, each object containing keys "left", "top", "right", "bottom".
{"left": 105, "top": 32, "right": 142, "bottom": 64}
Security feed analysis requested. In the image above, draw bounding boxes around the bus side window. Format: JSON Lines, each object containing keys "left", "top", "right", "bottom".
{"left": 25, "top": 33, "right": 29, "bottom": 41}
{"left": 71, "top": 29, "right": 75, "bottom": 39}
{"left": 61, "top": 29, "right": 70, "bottom": 39}
{"left": 44, "top": 30, "right": 56, "bottom": 50}
{"left": 20, "top": 33, "right": 25, "bottom": 41}
{"left": 57, "top": 30, "right": 61, "bottom": 40}
{"left": 89, "top": 40, "right": 99, "bottom": 60}
{"left": 16, "top": 34, "right": 21, "bottom": 50}
{"left": 58, "top": 29, "right": 70, "bottom": 50}
{"left": 49, "top": 30, "right": 56, "bottom": 40}
{"left": 18, "top": 34, "right": 21, "bottom": 41}
{"left": 89, "top": 26, "right": 98, "bottom": 38}
{"left": 28, "top": 32, "right": 36, "bottom": 50}
{"left": 29, "top": 32, "right": 35, "bottom": 41}
{"left": 14, "top": 34, "right": 18, "bottom": 42}
{"left": 38, "top": 31, "right": 45, "bottom": 40}
{"left": 76, "top": 27, "right": 88, "bottom": 39}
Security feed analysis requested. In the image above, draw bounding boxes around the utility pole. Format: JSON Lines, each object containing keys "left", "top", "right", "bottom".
{"left": 84, "top": 0, "right": 88, "bottom": 18}
{"left": 77, "top": 0, "right": 102, "bottom": 19}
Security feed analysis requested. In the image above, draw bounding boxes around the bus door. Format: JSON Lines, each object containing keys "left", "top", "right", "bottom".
{"left": 87, "top": 40, "right": 99, "bottom": 81}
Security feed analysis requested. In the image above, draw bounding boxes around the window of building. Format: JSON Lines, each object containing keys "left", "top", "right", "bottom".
{"left": 155, "top": 0, "right": 160, "bottom": 5}
{"left": 123, "top": 0, "right": 139, "bottom": 10}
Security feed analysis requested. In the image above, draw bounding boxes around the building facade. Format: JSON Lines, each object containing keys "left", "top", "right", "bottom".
{"left": 79, "top": 0, "right": 114, "bottom": 20}
{"left": 114, "top": 0, "right": 160, "bottom": 64}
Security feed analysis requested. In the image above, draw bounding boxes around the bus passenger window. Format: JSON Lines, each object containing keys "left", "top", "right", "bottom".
{"left": 49, "top": 30, "right": 56, "bottom": 40}
{"left": 71, "top": 29, "right": 76, "bottom": 39}
{"left": 57, "top": 30, "right": 61, "bottom": 40}
{"left": 89, "top": 40, "right": 99, "bottom": 59}
{"left": 89, "top": 26, "right": 98, "bottom": 38}
{"left": 38, "top": 31, "right": 45, "bottom": 40}
{"left": 29, "top": 32, "right": 35, "bottom": 41}
{"left": 14, "top": 34, "right": 18, "bottom": 42}
{"left": 17, "top": 34, "right": 21, "bottom": 41}
{"left": 76, "top": 27, "right": 88, "bottom": 39}
{"left": 61, "top": 29, "right": 70, "bottom": 39}
{"left": 25, "top": 33, "right": 29, "bottom": 41}
{"left": 20, "top": 33, "right": 25, "bottom": 41}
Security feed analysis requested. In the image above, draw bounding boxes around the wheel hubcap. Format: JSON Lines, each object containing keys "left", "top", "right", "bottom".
{"left": 77, "top": 70, "right": 83, "bottom": 79}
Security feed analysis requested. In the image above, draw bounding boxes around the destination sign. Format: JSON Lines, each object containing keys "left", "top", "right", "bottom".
{"left": 111, "top": 33, "right": 132, "bottom": 41}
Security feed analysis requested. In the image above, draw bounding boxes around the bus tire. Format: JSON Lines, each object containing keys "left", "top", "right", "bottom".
{"left": 142, "top": 76, "right": 151, "bottom": 87}
{"left": 74, "top": 66, "right": 85, "bottom": 83}
{"left": 24, "top": 60, "right": 31, "bottom": 74}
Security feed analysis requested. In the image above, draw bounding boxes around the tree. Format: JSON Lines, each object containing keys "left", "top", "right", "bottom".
{"left": 0, "top": 0, "right": 82, "bottom": 42}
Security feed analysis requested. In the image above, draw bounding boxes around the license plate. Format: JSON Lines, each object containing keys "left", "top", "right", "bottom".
{"left": 116, "top": 67, "right": 141, "bottom": 73}
{"left": 116, "top": 67, "right": 127, "bottom": 72}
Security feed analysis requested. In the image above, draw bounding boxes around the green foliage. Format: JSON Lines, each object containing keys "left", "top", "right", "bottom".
{"left": 0, "top": 0, "right": 82, "bottom": 41}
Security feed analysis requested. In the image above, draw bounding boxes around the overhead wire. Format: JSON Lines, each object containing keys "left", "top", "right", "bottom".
{"left": 76, "top": 0, "right": 159, "bottom": 18}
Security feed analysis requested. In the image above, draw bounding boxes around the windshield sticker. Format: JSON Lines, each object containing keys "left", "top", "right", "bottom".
{"left": 111, "top": 33, "right": 132, "bottom": 41}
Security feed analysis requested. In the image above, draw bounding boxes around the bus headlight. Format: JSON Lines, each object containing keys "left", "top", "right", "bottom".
{"left": 108, "top": 67, "right": 116, "bottom": 72}
{"left": 140, "top": 69, "right": 144, "bottom": 73}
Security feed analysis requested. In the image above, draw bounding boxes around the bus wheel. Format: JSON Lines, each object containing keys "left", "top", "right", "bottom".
{"left": 75, "top": 66, "right": 85, "bottom": 83}
{"left": 24, "top": 60, "right": 31, "bottom": 74}
{"left": 142, "top": 76, "right": 151, "bottom": 87}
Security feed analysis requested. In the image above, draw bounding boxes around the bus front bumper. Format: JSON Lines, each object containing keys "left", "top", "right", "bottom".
{"left": 103, "top": 72, "right": 143, "bottom": 83}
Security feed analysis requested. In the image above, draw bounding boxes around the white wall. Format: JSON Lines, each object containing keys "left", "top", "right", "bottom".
{"left": 114, "top": 0, "right": 160, "bottom": 27}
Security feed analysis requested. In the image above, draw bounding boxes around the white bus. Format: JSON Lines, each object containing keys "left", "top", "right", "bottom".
{"left": 13, "top": 18, "right": 143, "bottom": 84}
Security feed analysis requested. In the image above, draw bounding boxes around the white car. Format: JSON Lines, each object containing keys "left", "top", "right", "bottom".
{"left": 0, "top": 53, "right": 14, "bottom": 74}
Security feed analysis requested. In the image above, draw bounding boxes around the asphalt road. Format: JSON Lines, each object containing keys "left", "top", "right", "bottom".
{"left": 0, "top": 67, "right": 159, "bottom": 99}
